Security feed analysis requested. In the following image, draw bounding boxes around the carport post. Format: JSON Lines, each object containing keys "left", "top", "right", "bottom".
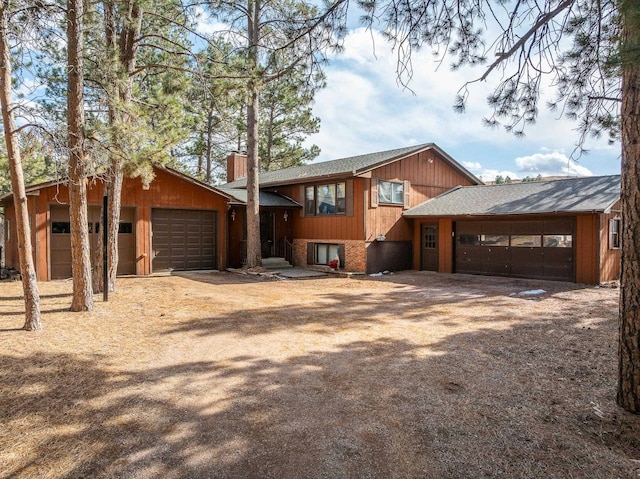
{"left": 103, "top": 194, "right": 108, "bottom": 302}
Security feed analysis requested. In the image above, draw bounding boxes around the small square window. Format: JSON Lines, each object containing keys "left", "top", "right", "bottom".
{"left": 378, "top": 180, "right": 404, "bottom": 205}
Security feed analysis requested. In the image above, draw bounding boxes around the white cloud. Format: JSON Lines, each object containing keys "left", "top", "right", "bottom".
{"left": 193, "top": 6, "right": 228, "bottom": 35}
{"left": 306, "top": 27, "right": 619, "bottom": 176}
{"left": 515, "top": 152, "right": 594, "bottom": 177}
{"left": 462, "top": 161, "right": 482, "bottom": 171}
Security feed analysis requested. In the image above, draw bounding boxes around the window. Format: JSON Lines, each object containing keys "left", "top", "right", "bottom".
{"left": 482, "top": 235, "right": 509, "bottom": 246}
{"left": 610, "top": 218, "right": 621, "bottom": 249}
{"left": 423, "top": 226, "right": 437, "bottom": 249}
{"left": 305, "top": 182, "right": 346, "bottom": 216}
{"left": 52, "top": 222, "right": 71, "bottom": 234}
{"left": 511, "top": 235, "right": 542, "bottom": 247}
{"left": 119, "top": 222, "right": 133, "bottom": 234}
{"left": 315, "top": 243, "right": 340, "bottom": 265}
{"left": 457, "top": 234, "right": 480, "bottom": 246}
{"left": 5, "top": 219, "right": 9, "bottom": 242}
{"left": 543, "top": 235, "right": 573, "bottom": 248}
{"left": 378, "top": 180, "right": 404, "bottom": 205}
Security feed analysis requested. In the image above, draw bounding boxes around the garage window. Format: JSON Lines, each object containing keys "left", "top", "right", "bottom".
{"left": 609, "top": 218, "right": 621, "bottom": 249}
{"left": 511, "top": 235, "right": 541, "bottom": 247}
{"left": 482, "top": 235, "right": 509, "bottom": 246}
{"left": 458, "top": 234, "right": 480, "bottom": 245}
{"left": 52, "top": 222, "right": 71, "bottom": 234}
{"left": 543, "top": 235, "right": 572, "bottom": 248}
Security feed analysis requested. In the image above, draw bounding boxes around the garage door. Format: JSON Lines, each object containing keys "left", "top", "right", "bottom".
{"left": 152, "top": 209, "right": 217, "bottom": 272}
{"left": 455, "top": 219, "right": 574, "bottom": 282}
{"left": 50, "top": 205, "right": 136, "bottom": 279}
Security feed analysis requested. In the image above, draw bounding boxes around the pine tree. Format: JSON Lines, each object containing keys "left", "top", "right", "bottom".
{"left": 362, "top": 0, "right": 640, "bottom": 413}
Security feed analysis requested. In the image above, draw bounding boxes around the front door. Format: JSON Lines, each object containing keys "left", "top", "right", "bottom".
{"left": 421, "top": 223, "right": 438, "bottom": 271}
{"left": 260, "top": 211, "right": 275, "bottom": 258}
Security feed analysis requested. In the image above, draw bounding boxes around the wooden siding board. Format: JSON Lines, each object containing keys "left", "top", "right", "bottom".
{"left": 599, "top": 210, "right": 621, "bottom": 282}
{"left": 277, "top": 179, "right": 364, "bottom": 241}
{"left": 366, "top": 151, "right": 475, "bottom": 245}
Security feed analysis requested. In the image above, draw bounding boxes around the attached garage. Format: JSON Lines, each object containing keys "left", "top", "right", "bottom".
{"left": 151, "top": 208, "right": 217, "bottom": 272}
{"left": 405, "top": 175, "right": 622, "bottom": 284}
{"left": 455, "top": 219, "right": 574, "bottom": 281}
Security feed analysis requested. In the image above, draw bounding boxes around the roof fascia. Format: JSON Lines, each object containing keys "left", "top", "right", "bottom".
{"left": 404, "top": 210, "right": 604, "bottom": 219}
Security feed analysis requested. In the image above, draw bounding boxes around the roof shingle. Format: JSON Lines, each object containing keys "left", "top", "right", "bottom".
{"left": 404, "top": 175, "right": 621, "bottom": 217}
{"left": 224, "top": 143, "right": 481, "bottom": 188}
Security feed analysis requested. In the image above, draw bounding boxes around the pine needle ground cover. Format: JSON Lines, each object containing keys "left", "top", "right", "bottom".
{"left": 1, "top": 272, "right": 639, "bottom": 478}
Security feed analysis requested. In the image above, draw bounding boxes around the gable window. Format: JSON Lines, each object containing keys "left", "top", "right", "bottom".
{"left": 378, "top": 180, "right": 404, "bottom": 205}
{"left": 610, "top": 217, "right": 621, "bottom": 249}
{"left": 305, "top": 182, "right": 346, "bottom": 216}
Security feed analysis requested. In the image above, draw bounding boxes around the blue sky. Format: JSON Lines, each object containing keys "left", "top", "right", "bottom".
{"left": 303, "top": 27, "right": 621, "bottom": 180}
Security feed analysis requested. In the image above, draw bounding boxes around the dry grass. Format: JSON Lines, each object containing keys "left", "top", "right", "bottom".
{"left": 1, "top": 271, "right": 639, "bottom": 478}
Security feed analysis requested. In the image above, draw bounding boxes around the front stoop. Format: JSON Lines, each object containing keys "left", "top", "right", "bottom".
{"left": 262, "top": 257, "right": 293, "bottom": 269}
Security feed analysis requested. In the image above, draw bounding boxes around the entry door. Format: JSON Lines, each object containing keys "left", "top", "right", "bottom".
{"left": 260, "top": 211, "right": 275, "bottom": 258}
{"left": 421, "top": 224, "right": 439, "bottom": 271}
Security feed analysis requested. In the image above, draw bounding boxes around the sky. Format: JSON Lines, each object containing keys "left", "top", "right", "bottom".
{"left": 302, "top": 27, "right": 621, "bottom": 181}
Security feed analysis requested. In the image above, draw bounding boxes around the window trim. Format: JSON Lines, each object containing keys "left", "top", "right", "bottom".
{"left": 304, "top": 181, "right": 347, "bottom": 216}
{"left": 378, "top": 180, "right": 404, "bottom": 205}
{"left": 609, "top": 217, "right": 621, "bottom": 249}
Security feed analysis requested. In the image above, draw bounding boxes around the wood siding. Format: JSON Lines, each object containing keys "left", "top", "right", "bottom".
{"left": 575, "top": 215, "right": 598, "bottom": 284}
{"left": 3, "top": 168, "right": 229, "bottom": 280}
{"left": 276, "top": 179, "right": 365, "bottom": 241}
{"left": 367, "top": 150, "right": 476, "bottom": 243}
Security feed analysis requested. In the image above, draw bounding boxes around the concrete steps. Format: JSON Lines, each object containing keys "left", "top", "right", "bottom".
{"left": 262, "top": 257, "right": 293, "bottom": 269}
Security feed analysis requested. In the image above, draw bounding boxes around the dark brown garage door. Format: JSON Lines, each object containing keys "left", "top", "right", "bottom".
{"left": 50, "top": 205, "right": 136, "bottom": 279}
{"left": 152, "top": 209, "right": 217, "bottom": 272}
{"left": 455, "top": 219, "right": 575, "bottom": 282}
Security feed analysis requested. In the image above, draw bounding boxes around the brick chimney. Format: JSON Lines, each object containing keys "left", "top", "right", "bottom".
{"left": 226, "top": 151, "right": 248, "bottom": 182}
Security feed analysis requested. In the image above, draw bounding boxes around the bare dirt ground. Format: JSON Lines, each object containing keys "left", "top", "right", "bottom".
{"left": 1, "top": 271, "right": 639, "bottom": 479}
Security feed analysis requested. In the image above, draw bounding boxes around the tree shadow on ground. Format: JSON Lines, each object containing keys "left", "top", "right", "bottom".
{"left": 162, "top": 275, "right": 592, "bottom": 339}
{"left": 2, "top": 300, "right": 639, "bottom": 478}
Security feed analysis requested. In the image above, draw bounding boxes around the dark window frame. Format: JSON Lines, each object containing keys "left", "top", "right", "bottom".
{"left": 305, "top": 182, "right": 347, "bottom": 216}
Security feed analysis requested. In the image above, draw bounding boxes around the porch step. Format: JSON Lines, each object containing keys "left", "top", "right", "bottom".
{"left": 262, "top": 257, "right": 293, "bottom": 269}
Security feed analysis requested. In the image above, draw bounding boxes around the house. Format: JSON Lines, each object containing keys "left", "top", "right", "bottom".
{"left": 403, "top": 175, "right": 622, "bottom": 284}
{"left": 0, "top": 167, "right": 299, "bottom": 281}
{"left": 2, "top": 143, "right": 622, "bottom": 285}
{"left": 223, "top": 143, "right": 482, "bottom": 273}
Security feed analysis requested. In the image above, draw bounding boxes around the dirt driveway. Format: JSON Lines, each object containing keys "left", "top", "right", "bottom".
{"left": 1, "top": 271, "right": 639, "bottom": 478}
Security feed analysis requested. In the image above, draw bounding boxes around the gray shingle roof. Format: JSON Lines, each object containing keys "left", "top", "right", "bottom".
{"left": 404, "top": 175, "right": 621, "bottom": 217}
{"left": 218, "top": 187, "right": 301, "bottom": 208}
{"left": 224, "top": 143, "right": 481, "bottom": 188}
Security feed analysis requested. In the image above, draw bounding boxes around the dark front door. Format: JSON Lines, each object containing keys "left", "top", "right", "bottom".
{"left": 260, "top": 211, "right": 275, "bottom": 258}
{"left": 421, "top": 223, "right": 438, "bottom": 271}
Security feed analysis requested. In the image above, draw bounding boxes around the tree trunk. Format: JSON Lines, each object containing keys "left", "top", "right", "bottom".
{"left": 0, "top": 7, "right": 41, "bottom": 330}
{"left": 244, "top": 0, "right": 262, "bottom": 268}
{"left": 67, "top": 0, "right": 93, "bottom": 312}
{"left": 94, "top": 0, "right": 141, "bottom": 292}
{"left": 206, "top": 100, "right": 215, "bottom": 183}
{"left": 617, "top": 3, "right": 640, "bottom": 413}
